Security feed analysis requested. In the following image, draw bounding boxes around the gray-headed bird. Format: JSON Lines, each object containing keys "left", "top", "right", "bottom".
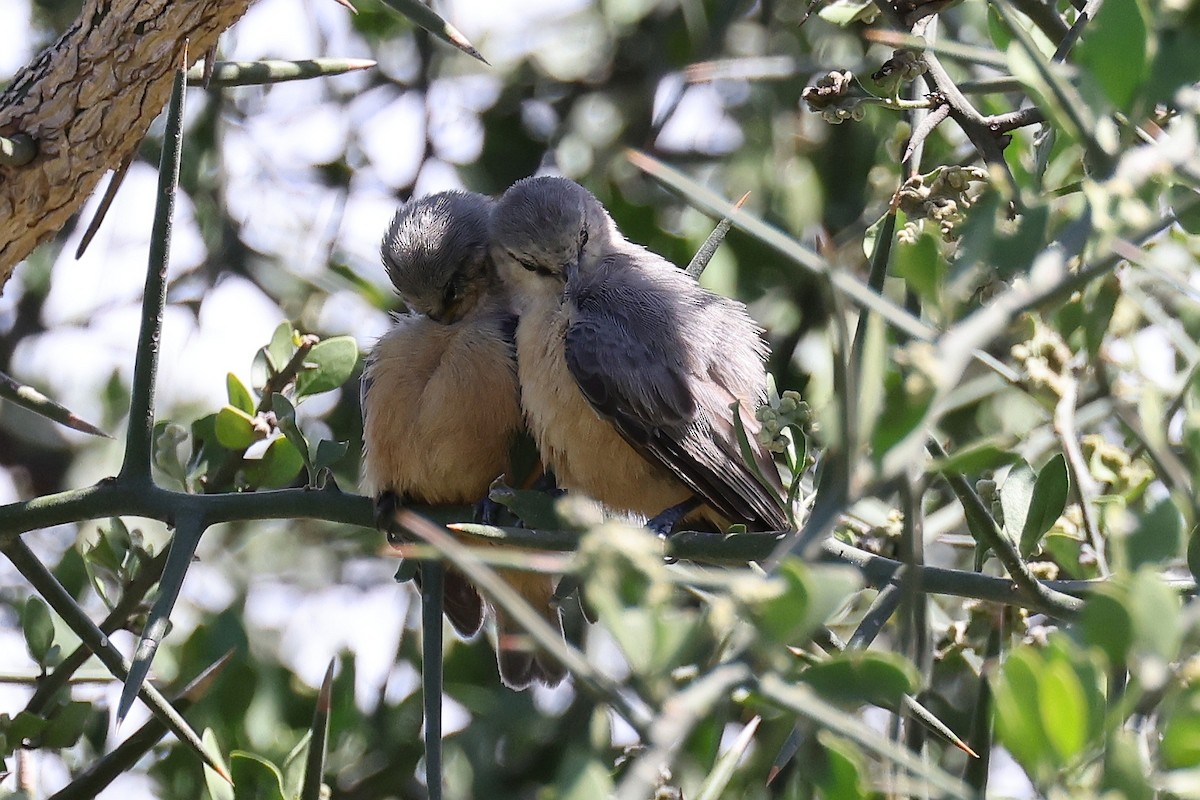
{"left": 490, "top": 176, "right": 789, "bottom": 533}
{"left": 361, "top": 190, "right": 566, "bottom": 690}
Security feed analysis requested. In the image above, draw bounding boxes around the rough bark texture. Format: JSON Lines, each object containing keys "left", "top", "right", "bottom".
{"left": 0, "top": 0, "right": 255, "bottom": 287}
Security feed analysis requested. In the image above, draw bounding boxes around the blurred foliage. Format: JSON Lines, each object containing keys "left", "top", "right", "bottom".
{"left": 2, "top": 0, "right": 1200, "bottom": 797}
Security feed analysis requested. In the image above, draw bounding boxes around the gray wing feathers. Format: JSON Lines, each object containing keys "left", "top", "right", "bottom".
{"left": 565, "top": 254, "right": 788, "bottom": 530}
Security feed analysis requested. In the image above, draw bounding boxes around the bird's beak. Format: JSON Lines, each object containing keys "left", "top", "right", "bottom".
{"left": 562, "top": 258, "right": 579, "bottom": 284}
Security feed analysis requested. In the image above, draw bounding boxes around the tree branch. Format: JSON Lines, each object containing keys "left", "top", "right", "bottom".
{"left": 0, "top": 0, "right": 254, "bottom": 283}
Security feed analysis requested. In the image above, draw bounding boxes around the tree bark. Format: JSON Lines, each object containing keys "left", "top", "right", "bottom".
{"left": 0, "top": 0, "right": 255, "bottom": 287}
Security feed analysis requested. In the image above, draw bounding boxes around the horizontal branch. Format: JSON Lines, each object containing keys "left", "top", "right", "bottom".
{"left": 0, "top": 480, "right": 374, "bottom": 541}
{"left": 3, "top": 479, "right": 1184, "bottom": 621}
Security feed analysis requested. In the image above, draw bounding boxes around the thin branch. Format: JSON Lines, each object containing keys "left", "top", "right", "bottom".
{"left": 614, "top": 663, "right": 752, "bottom": 800}
{"left": 26, "top": 548, "right": 170, "bottom": 716}
{"left": 119, "top": 67, "right": 186, "bottom": 486}
{"left": 75, "top": 153, "right": 135, "bottom": 260}
{"left": 1053, "top": 377, "right": 1109, "bottom": 576}
{"left": 2, "top": 537, "right": 230, "bottom": 782}
{"left": 46, "top": 652, "right": 232, "bottom": 800}
{"left": 1008, "top": 0, "right": 1070, "bottom": 43}
{"left": 929, "top": 439, "right": 1084, "bottom": 617}
{"left": 396, "top": 511, "right": 655, "bottom": 736}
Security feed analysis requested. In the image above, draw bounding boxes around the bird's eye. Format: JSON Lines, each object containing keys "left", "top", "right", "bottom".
{"left": 443, "top": 281, "right": 461, "bottom": 304}
{"left": 518, "top": 258, "right": 539, "bottom": 273}
{"left": 579, "top": 228, "right": 589, "bottom": 248}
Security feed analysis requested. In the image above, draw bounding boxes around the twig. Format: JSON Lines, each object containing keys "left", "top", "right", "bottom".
{"left": 119, "top": 67, "right": 186, "bottom": 486}
{"left": 46, "top": 653, "right": 233, "bottom": 800}
{"left": 2, "top": 537, "right": 230, "bottom": 782}
{"left": 1053, "top": 377, "right": 1109, "bottom": 576}
{"left": 26, "top": 549, "right": 170, "bottom": 716}
{"left": 75, "top": 153, "right": 135, "bottom": 260}
{"left": 613, "top": 663, "right": 752, "bottom": 800}
{"left": 929, "top": 439, "right": 1084, "bottom": 617}
{"left": 396, "top": 511, "right": 655, "bottom": 736}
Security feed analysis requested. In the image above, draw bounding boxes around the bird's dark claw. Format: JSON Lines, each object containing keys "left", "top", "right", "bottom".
{"left": 473, "top": 494, "right": 506, "bottom": 526}
{"left": 374, "top": 491, "right": 407, "bottom": 546}
{"left": 646, "top": 496, "right": 702, "bottom": 565}
{"left": 646, "top": 496, "right": 702, "bottom": 539}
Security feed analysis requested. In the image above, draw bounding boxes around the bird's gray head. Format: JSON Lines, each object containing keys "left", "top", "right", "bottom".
{"left": 380, "top": 190, "right": 498, "bottom": 323}
{"left": 490, "top": 177, "right": 614, "bottom": 289}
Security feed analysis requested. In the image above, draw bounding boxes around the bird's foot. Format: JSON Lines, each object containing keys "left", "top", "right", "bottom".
{"left": 645, "top": 496, "right": 703, "bottom": 564}
{"left": 374, "top": 491, "right": 407, "bottom": 546}
{"left": 473, "top": 494, "right": 506, "bottom": 526}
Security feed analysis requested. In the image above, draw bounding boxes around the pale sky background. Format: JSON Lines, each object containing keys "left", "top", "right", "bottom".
{"left": 2, "top": 0, "right": 1184, "bottom": 795}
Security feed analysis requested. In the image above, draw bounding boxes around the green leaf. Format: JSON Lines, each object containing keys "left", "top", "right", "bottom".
{"left": 1038, "top": 655, "right": 1088, "bottom": 762}
{"left": 490, "top": 484, "right": 571, "bottom": 530}
{"left": 730, "top": 399, "right": 787, "bottom": 512}
{"left": 816, "top": 0, "right": 877, "bottom": 25}
{"left": 1083, "top": 276, "right": 1120, "bottom": 359}
{"left": 1162, "top": 701, "right": 1200, "bottom": 769}
{"left": 811, "top": 732, "right": 868, "bottom": 800}
{"left": 1020, "top": 454, "right": 1069, "bottom": 557}
{"left": 1125, "top": 569, "right": 1182, "bottom": 665}
{"left": 1074, "top": 0, "right": 1150, "bottom": 112}
{"left": 214, "top": 405, "right": 258, "bottom": 450}
{"left": 1125, "top": 498, "right": 1183, "bottom": 569}
{"left": 927, "top": 439, "right": 1019, "bottom": 474}
{"left": 312, "top": 439, "right": 349, "bottom": 474}
{"left": 266, "top": 322, "right": 296, "bottom": 374}
{"left": 230, "top": 751, "right": 288, "bottom": 800}
{"left": 244, "top": 436, "right": 306, "bottom": 489}
{"left": 986, "top": 4, "right": 1012, "bottom": 51}
{"left": 271, "top": 394, "right": 312, "bottom": 476}
{"left": 1079, "top": 590, "right": 1133, "bottom": 665}
{"left": 225, "top": 373, "right": 255, "bottom": 415}
{"left": 555, "top": 749, "right": 615, "bottom": 800}
{"left": 295, "top": 336, "right": 359, "bottom": 398}
{"left": 1145, "top": 26, "right": 1200, "bottom": 108}
{"left": 1102, "top": 730, "right": 1154, "bottom": 800}
{"left": 3, "top": 711, "right": 48, "bottom": 747}
{"left": 999, "top": 460, "right": 1035, "bottom": 547}
{"left": 753, "top": 560, "right": 861, "bottom": 647}
{"left": 799, "top": 651, "right": 918, "bottom": 710}
{"left": 22, "top": 597, "right": 54, "bottom": 666}
{"left": 993, "top": 648, "right": 1053, "bottom": 779}
{"left": 870, "top": 366, "right": 934, "bottom": 459}
{"left": 40, "top": 701, "right": 93, "bottom": 748}
{"left": 892, "top": 228, "right": 943, "bottom": 304}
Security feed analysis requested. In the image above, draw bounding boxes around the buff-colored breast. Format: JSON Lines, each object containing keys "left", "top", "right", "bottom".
{"left": 361, "top": 310, "right": 521, "bottom": 504}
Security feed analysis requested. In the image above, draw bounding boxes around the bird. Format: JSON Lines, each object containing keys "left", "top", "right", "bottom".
{"left": 489, "top": 176, "right": 789, "bottom": 535}
{"left": 361, "top": 189, "right": 566, "bottom": 690}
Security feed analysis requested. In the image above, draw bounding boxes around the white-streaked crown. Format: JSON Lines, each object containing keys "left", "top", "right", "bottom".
{"left": 380, "top": 190, "right": 496, "bottom": 322}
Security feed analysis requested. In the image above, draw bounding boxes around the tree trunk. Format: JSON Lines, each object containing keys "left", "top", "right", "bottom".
{"left": 0, "top": 0, "right": 255, "bottom": 287}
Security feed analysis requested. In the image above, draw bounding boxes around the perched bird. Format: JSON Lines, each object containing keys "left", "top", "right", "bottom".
{"left": 490, "top": 176, "right": 789, "bottom": 533}
{"left": 361, "top": 190, "right": 566, "bottom": 690}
